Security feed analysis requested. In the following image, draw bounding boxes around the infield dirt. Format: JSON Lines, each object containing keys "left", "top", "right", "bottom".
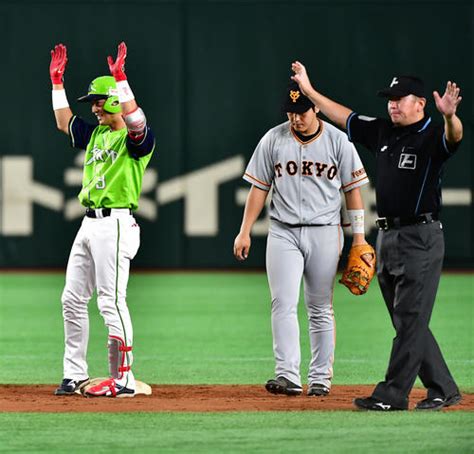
{"left": 1, "top": 385, "right": 472, "bottom": 412}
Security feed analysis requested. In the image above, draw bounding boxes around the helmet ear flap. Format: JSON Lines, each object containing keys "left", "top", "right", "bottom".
{"left": 103, "top": 96, "right": 121, "bottom": 114}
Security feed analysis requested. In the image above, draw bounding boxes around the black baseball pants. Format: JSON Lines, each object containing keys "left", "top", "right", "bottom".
{"left": 371, "top": 221, "right": 459, "bottom": 409}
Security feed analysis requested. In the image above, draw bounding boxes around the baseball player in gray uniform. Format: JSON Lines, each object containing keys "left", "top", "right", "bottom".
{"left": 234, "top": 81, "right": 370, "bottom": 396}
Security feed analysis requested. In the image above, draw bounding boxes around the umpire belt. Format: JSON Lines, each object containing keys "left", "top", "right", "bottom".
{"left": 85, "top": 208, "right": 132, "bottom": 219}
{"left": 376, "top": 213, "right": 438, "bottom": 231}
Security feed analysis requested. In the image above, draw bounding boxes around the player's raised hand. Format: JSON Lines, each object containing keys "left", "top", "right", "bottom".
{"left": 50, "top": 44, "right": 68, "bottom": 85}
{"left": 291, "top": 61, "right": 314, "bottom": 96}
{"left": 433, "top": 81, "right": 462, "bottom": 118}
{"left": 233, "top": 233, "right": 251, "bottom": 261}
{"left": 108, "top": 41, "right": 128, "bottom": 81}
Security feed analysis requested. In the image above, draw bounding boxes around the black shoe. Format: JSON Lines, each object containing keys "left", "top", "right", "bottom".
{"left": 265, "top": 376, "right": 302, "bottom": 396}
{"left": 307, "top": 383, "right": 330, "bottom": 396}
{"left": 54, "top": 378, "right": 90, "bottom": 396}
{"left": 353, "top": 396, "right": 405, "bottom": 411}
{"left": 415, "top": 393, "right": 462, "bottom": 411}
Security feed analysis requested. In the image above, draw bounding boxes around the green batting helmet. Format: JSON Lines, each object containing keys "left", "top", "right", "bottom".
{"left": 77, "top": 76, "right": 121, "bottom": 114}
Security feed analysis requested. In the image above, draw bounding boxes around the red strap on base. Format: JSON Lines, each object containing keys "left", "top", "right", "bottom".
{"left": 108, "top": 380, "right": 117, "bottom": 397}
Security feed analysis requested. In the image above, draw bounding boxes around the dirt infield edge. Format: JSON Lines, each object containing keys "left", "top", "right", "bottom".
{"left": 1, "top": 384, "right": 472, "bottom": 412}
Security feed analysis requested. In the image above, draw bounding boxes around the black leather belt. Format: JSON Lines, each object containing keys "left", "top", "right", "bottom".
{"left": 271, "top": 218, "right": 327, "bottom": 228}
{"left": 376, "top": 213, "right": 438, "bottom": 231}
{"left": 285, "top": 224, "right": 327, "bottom": 227}
{"left": 85, "top": 208, "right": 131, "bottom": 218}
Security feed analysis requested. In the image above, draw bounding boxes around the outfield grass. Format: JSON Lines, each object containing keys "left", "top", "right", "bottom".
{"left": 0, "top": 272, "right": 472, "bottom": 453}
{"left": 0, "top": 412, "right": 473, "bottom": 453}
{"left": 0, "top": 272, "right": 471, "bottom": 387}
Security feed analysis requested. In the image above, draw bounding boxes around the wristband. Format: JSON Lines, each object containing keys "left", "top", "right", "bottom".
{"left": 116, "top": 80, "right": 135, "bottom": 103}
{"left": 52, "top": 89, "right": 69, "bottom": 110}
{"left": 348, "top": 209, "right": 365, "bottom": 234}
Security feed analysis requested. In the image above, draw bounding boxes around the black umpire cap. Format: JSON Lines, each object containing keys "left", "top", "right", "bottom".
{"left": 282, "top": 81, "right": 315, "bottom": 113}
{"left": 377, "top": 75, "right": 426, "bottom": 98}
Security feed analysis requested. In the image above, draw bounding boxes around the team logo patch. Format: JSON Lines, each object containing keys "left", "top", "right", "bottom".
{"left": 289, "top": 90, "right": 300, "bottom": 103}
{"left": 398, "top": 153, "right": 417, "bottom": 169}
{"left": 86, "top": 147, "right": 118, "bottom": 165}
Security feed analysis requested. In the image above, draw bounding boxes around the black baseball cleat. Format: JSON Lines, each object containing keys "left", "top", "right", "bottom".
{"left": 353, "top": 396, "right": 406, "bottom": 411}
{"left": 54, "top": 378, "right": 90, "bottom": 396}
{"left": 415, "top": 393, "right": 462, "bottom": 411}
{"left": 307, "top": 383, "right": 330, "bottom": 396}
{"left": 265, "top": 376, "right": 302, "bottom": 396}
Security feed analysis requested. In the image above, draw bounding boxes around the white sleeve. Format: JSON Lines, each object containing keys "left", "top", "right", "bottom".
{"left": 242, "top": 130, "right": 274, "bottom": 191}
{"left": 337, "top": 134, "right": 369, "bottom": 192}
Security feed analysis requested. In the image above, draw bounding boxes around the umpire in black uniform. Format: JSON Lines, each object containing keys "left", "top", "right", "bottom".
{"left": 291, "top": 61, "right": 463, "bottom": 411}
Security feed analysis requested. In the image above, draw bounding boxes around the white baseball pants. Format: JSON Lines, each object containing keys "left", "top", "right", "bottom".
{"left": 60, "top": 210, "right": 140, "bottom": 383}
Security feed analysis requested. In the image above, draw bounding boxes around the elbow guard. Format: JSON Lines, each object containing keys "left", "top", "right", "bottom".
{"left": 123, "top": 107, "right": 147, "bottom": 140}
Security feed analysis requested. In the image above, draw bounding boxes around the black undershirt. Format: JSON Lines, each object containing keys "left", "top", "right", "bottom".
{"left": 292, "top": 125, "right": 320, "bottom": 143}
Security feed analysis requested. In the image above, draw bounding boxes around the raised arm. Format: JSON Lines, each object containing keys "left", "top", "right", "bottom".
{"left": 50, "top": 44, "right": 73, "bottom": 134}
{"left": 108, "top": 42, "right": 147, "bottom": 141}
{"left": 291, "top": 61, "right": 352, "bottom": 130}
{"left": 433, "top": 81, "right": 463, "bottom": 144}
{"left": 233, "top": 186, "right": 269, "bottom": 261}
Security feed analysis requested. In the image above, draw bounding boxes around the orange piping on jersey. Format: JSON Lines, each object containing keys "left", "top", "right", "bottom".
{"left": 244, "top": 173, "right": 271, "bottom": 188}
{"left": 289, "top": 118, "right": 324, "bottom": 144}
{"left": 342, "top": 175, "right": 369, "bottom": 190}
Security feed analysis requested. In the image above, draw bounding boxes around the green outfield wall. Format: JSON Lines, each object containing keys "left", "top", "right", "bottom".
{"left": 0, "top": 0, "right": 472, "bottom": 268}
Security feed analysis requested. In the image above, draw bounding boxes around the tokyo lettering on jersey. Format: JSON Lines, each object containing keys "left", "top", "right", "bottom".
{"left": 244, "top": 119, "right": 369, "bottom": 225}
{"left": 69, "top": 116, "right": 156, "bottom": 210}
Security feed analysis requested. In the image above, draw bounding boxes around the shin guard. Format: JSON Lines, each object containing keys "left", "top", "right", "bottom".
{"left": 108, "top": 336, "right": 132, "bottom": 379}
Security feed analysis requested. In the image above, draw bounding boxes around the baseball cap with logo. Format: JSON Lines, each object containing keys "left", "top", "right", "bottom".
{"left": 282, "top": 81, "right": 315, "bottom": 113}
{"left": 377, "top": 75, "right": 426, "bottom": 98}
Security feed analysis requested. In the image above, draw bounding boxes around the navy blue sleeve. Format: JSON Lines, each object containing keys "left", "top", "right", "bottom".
{"left": 346, "top": 112, "right": 384, "bottom": 153}
{"left": 68, "top": 116, "right": 96, "bottom": 149}
{"left": 126, "top": 126, "right": 156, "bottom": 160}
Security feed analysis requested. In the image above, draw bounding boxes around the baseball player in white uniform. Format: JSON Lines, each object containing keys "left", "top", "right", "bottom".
{"left": 234, "top": 81, "right": 370, "bottom": 396}
{"left": 50, "top": 42, "right": 155, "bottom": 397}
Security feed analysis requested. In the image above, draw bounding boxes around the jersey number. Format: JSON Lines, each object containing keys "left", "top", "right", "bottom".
{"left": 96, "top": 176, "right": 106, "bottom": 190}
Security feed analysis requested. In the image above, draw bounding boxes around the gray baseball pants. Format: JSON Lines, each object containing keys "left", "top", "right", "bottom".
{"left": 266, "top": 219, "right": 343, "bottom": 387}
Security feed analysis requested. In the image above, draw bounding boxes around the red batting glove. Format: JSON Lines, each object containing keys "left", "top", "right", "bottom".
{"left": 50, "top": 44, "right": 68, "bottom": 84}
{"left": 107, "top": 41, "right": 128, "bottom": 81}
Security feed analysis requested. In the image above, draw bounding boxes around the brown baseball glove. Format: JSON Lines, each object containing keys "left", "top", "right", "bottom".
{"left": 339, "top": 243, "right": 376, "bottom": 295}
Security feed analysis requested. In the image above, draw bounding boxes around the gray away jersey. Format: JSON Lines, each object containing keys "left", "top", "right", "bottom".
{"left": 244, "top": 119, "right": 369, "bottom": 225}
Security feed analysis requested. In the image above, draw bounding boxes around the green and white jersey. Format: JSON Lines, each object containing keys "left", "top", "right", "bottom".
{"left": 69, "top": 116, "right": 155, "bottom": 210}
